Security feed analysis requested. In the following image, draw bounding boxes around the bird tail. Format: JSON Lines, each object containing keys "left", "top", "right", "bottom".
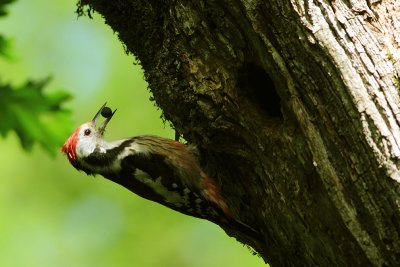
{"left": 230, "top": 218, "right": 262, "bottom": 242}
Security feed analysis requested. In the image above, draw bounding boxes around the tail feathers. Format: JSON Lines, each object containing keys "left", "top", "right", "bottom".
{"left": 199, "top": 173, "right": 263, "bottom": 244}
{"left": 223, "top": 218, "right": 263, "bottom": 244}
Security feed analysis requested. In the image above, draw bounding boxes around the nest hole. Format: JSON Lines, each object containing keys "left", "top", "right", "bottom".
{"left": 238, "top": 63, "right": 282, "bottom": 118}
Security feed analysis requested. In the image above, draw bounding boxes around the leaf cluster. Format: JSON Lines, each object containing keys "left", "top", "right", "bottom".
{"left": 0, "top": 79, "right": 72, "bottom": 154}
{"left": 0, "top": 0, "right": 73, "bottom": 155}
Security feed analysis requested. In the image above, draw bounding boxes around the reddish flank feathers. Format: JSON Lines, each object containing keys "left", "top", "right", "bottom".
{"left": 202, "top": 175, "right": 231, "bottom": 217}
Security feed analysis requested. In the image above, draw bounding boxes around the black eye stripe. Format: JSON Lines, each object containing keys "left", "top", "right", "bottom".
{"left": 84, "top": 129, "right": 91, "bottom": 136}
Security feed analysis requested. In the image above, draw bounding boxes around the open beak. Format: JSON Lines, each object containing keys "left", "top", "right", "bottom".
{"left": 92, "top": 102, "right": 117, "bottom": 135}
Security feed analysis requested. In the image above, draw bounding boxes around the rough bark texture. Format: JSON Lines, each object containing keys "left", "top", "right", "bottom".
{"left": 77, "top": 0, "right": 400, "bottom": 266}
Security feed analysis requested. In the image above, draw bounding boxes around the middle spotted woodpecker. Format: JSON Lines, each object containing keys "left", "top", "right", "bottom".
{"left": 61, "top": 103, "right": 260, "bottom": 240}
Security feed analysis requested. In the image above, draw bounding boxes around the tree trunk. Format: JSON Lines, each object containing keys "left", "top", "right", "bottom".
{"left": 77, "top": 0, "right": 400, "bottom": 266}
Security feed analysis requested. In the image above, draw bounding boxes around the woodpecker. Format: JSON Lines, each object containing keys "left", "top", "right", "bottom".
{"left": 61, "top": 103, "right": 260, "bottom": 240}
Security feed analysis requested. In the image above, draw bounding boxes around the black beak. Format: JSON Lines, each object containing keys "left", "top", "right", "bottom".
{"left": 92, "top": 102, "right": 117, "bottom": 135}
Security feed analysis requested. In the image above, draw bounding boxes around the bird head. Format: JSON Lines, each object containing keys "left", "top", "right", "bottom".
{"left": 61, "top": 103, "right": 116, "bottom": 165}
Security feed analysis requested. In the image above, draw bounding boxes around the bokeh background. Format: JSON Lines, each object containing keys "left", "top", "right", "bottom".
{"left": 0, "top": 1, "right": 265, "bottom": 266}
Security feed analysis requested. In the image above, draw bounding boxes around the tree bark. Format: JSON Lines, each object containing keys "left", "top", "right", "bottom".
{"left": 77, "top": 0, "right": 400, "bottom": 266}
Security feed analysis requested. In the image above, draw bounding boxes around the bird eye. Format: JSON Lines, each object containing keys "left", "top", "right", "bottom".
{"left": 84, "top": 129, "right": 91, "bottom": 136}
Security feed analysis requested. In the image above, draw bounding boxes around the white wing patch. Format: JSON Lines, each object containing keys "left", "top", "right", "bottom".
{"left": 134, "top": 169, "right": 191, "bottom": 208}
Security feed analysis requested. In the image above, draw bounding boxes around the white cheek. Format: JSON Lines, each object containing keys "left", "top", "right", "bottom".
{"left": 76, "top": 136, "right": 97, "bottom": 158}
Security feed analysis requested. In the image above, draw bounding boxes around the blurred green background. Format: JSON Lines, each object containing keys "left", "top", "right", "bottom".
{"left": 0, "top": 1, "right": 265, "bottom": 266}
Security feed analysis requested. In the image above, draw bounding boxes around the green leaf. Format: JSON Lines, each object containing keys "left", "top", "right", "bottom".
{"left": 0, "top": 78, "right": 73, "bottom": 155}
{"left": 0, "top": 0, "right": 74, "bottom": 155}
{"left": 0, "top": 36, "right": 11, "bottom": 59}
{"left": 0, "top": 0, "right": 15, "bottom": 17}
